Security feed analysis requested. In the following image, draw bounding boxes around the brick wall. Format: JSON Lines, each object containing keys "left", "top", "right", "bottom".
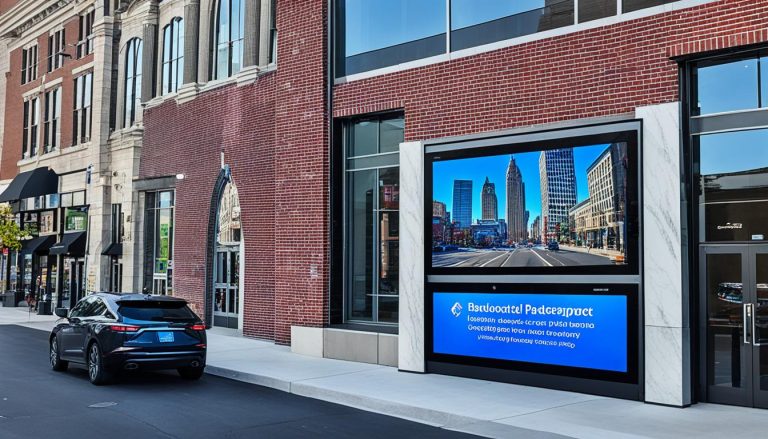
{"left": 334, "top": 0, "right": 768, "bottom": 141}
{"left": 1, "top": 17, "right": 94, "bottom": 179}
{"left": 142, "top": 0, "right": 768, "bottom": 345}
{"left": 141, "top": 0, "right": 328, "bottom": 344}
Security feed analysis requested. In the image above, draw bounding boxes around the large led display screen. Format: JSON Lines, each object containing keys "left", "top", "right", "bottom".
{"left": 429, "top": 138, "right": 638, "bottom": 274}
{"left": 432, "top": 292, "right": 628, "bottom": 372}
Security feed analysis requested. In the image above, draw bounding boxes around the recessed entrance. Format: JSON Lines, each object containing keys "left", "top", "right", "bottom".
{"left": 212, "top": 181, "right": 242, "bottom": 329}
{"left": 701, "top": 245, "right": 768, "bottom": 408}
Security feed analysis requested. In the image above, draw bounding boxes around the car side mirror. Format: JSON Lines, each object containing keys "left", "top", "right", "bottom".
{"left": 54, "top": 308, "right": 69, "bottom": 318}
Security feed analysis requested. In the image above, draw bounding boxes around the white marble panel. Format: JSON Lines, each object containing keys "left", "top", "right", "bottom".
{"left": 638, "top": 102, "right": 685, "bottom": 328}
{"left": 645, "top": 325, "right": 691, "bottom": 406}
{"left": 398, "top": 141, "right": 426, "bottom": 373}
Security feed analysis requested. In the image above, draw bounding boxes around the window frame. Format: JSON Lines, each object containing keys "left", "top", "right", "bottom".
{"left": 22, "top": 96, "right": 40, "bottom": 159}
{"left": 72, "top": 72, "right": 93, "bottom": 145}
{"left": 342, "top": 114, "right": 404, "bottom": 325}
{"left": 77, "top": 9, "right": 96, "bottom": 58}
{"left": 21, "top": 44, "right": 38, "bottom": 84}
{"left": 213, "top": 0, "right": 245, "bottom": 80}
{"left": 43, "top": 87, "right": 61, "bottom": 153}
{"left": 47, "top": 28, "right": 66, "bottom": 72}
{"left": 161, "top": 17, "right": 185, "bottom": 95}
{"left": 123, "top": 38, "right": 143, "bottom": 128}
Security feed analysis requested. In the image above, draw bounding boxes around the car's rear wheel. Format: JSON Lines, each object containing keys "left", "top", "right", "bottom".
{"left": 49, "top": 337, "right": 68, "bottom": 372}
{"left": 87, "top": 343, "right": 112, "bottom": 385}
{"left": 177, "top": 366, "right": 205, "bottom": 380}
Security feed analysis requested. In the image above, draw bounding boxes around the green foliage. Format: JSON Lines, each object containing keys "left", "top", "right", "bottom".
{"left": 0, "top": 205, "right": 29, "bottom": 251}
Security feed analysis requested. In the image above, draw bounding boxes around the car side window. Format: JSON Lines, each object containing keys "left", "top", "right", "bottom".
{"left": 69, "top": 299, "right": 88, "bottom": 318}
{"left": 89, "top": 299, "right": 107, "bottom": 318}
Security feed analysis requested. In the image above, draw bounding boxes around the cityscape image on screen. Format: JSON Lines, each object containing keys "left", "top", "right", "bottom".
{"left": 431, "top": 142, "right": 629, "bottom": 268}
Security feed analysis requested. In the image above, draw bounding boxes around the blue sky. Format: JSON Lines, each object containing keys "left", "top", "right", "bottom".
{"left": 433, "top": 144, "right": 609, "bottom": 228}
{"left": 699, "top": 129, "right": 768, "bottom": 175}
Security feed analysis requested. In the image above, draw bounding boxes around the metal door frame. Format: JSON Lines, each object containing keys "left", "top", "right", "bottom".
{"left": 213, "top": 245, "right": 239, "bottom": 329}
{"left": 700, "top": 244, "right": 768, "bottom": 408}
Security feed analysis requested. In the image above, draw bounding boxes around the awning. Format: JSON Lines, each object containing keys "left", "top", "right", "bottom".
{"left": 20, "top": 235, "right": 57, "bottom": 254}
{"left": 102, "top": 243, "right": 122, "bottom": 256}
{"left": 49, "top": 232, "right": 87, "bottom": 256}
{"left": 0, "top": 168, "right": 58, "bottom": 203}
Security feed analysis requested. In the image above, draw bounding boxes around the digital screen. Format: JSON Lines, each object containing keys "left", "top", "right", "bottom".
{"left": 431, "top": 142, "right": 630, "bottom": 269}
{"left": 432, "top": 292, "right": 628, "bottom": 372}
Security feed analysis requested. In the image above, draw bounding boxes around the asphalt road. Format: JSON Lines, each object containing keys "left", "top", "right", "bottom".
{"left": 0, "top": 325, "right": 479, "bottom": 439}
{"left": 432, "top": 247, "right": 615, "bottom": 268}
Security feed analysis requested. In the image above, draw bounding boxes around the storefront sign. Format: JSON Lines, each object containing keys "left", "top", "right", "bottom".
{"left": 432, "top": 292, "right": 628, "bottom": 372}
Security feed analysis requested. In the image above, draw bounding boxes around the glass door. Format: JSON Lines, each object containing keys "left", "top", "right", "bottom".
{"left": 751, "top": 246, "right": 768, "bottom": 408}
{"left": 702, "top": 245, "right": 768, "bottom": 408}
{"left": 213, "top": 246, "right": 239, "bottom": 329}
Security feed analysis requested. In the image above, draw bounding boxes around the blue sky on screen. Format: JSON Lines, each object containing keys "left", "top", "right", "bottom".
{"left": 432, "top": 144, "right": 609, "bottom": 227}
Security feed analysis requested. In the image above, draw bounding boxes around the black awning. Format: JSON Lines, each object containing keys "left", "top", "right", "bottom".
{"left": 20, "top": 235, "right": 57, "bottom": 255}
{"left": 0, "top": 167, "right": 58, "bottom": 203}
{"left": 102, "top": 243, "right": 122, "bottom": 256}
{"left": 49, "top": 232, "right": 87, "bottom": 256}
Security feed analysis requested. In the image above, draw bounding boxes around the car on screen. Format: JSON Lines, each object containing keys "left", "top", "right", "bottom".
{"left": 547, "top": 241, "right": 560, "bottom": 251}
{"left": 49, "top": 292, "right": 207, "bottom": 385}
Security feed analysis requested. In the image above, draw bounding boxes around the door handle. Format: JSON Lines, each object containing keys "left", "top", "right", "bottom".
{"left": 753, "top": 303, "right": 761, "bottom": 347}
{"left": 744, "top": 303, "right": 753, "bottom": 345}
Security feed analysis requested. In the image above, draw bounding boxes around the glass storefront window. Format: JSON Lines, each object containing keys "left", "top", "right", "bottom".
{"left": 698, "top": 129, "right": 768, "bottom": 242}
{"left": 65, "top": 208, "right": 87, "bottom": 231}
{"left": 450, "top": 0, "right": 573, "bottom": 51}
{"left": 695, "top": 57, "right": 759, "bottom": 115}
{"left": 145, "top": 190, "right": 174, "bottom": 295}
{"left": 337, "top": 0, "right": 446, "bottom": 76}
{"left": 345, "top": 115, "right": 403, "bottom": 324}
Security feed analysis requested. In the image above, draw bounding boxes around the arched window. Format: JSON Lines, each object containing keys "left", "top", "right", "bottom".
{"left": 162, "top": 17, "right": 184, "bottom": 95}
{"left": 123, "top": 38, "right": 143, "bottom": 128}
{"left": 213, "top": 0, "right": 244, "bottom": 80}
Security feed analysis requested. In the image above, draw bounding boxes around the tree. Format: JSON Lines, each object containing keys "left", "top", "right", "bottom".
{"left": 0, "top": 205, "right": 29, "bottom": 251}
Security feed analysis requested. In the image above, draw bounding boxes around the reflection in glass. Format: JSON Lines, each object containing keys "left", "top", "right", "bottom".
{"left": 578, "top": 0, "right": 616, "bottom": 23}
{"left": 695, "top": 57, "right": 758, "bottom": 115}
{"left": 349, "top": 120, "right": 377, "bottom": 157}
{"left": 699, "top": 130, "right": 768, "bottom": 242}
{"left": 707, "top": 253, "right": 744, "bottom": 388}
{"left": 756, "top": 254, "right": 768, "bottom": 391}
{"left": 622, "top": 0, "right": 677, "bottom": 13}
{"left": 348, "top": 170, "right": 375, "bottom": 321}
{"left": 450, "top": 0, "right": 573, "bottom": 51}
{"left": 379, "top": 117, "right": 404, "bottom": 154}
{"left": 343, "top": 0, "right": 445, "bottom": 57}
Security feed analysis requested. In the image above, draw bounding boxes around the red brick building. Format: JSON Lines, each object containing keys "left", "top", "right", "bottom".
{"left": 14, "top": 0, "right": 764, "bottom": 409}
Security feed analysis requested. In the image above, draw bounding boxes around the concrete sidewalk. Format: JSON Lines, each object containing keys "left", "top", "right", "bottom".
{"left": 3, "top": 305, "right": 767, "bottom": 438}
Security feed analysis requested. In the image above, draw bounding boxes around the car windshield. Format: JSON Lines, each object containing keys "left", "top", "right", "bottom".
{"left": 118, "top": 301, "right": 198, "bottom": 323}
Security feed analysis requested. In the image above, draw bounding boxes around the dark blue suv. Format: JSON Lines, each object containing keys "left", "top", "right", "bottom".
{"left": 50, "top": 292, "right": 207, "bottom": 385}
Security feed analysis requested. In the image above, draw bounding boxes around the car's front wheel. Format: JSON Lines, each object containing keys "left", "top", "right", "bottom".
{"left": 177, "top": 366, "right": 205, "bottom": 380}
{"left": 50, "top": 337, "right": 68, "bottom": 372}
{"left": 87, "top": 343, "right": 112, "bottom": 385}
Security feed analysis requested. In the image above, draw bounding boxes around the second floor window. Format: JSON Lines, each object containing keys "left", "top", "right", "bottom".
{"left": 124, "top": 38, "right": 143, "bottom": 128}
{"left": 214, "top": 0, "right": 244, "bottom": 80}
{"left": 22, "top": 97, "right": 40, "bottom": 159}
{"left": 43, "top": 87, "right": 61, "bottom": 153}
{"left": 77, "top": 10, "right": 95, "bottom": 58}
{"left": 21, "top": 45, "right": 38, "bottom": 84}
{"left": 162, "top": 17, "right": 184, "bottom": 95}
{"left": 73, "top": 73, "right": 93, "bottom": 145}
{"left": 48, "top": 29, "right": 65, "bottom": 72}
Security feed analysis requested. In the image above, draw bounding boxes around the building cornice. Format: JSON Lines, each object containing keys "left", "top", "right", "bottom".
{"left": 0, "top": 0, "right": 75, "bottom": 40}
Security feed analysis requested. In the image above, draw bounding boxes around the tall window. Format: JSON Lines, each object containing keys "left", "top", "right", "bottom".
{"left": 21, "top": 45, "right": 38, "bottom": 84}
{"left": 43, "top": 87, "right": 61, "bottom": 153}
{"left": 123, "top": 38, "right": 143, "bottom": 128}
{"left": 48, "top": 29, "right": 65, "bottom": 72}
{"left": 344, "top": 115, "right": 404, "bottom": 324}
{"left": 214, "top": 0, "right": 244, "bottom": 80}
{"left": 268, "top": 0, "right": 277, "bottom": 64}
{"left": 22, "top": 97, "right": 40, "bottom": 158}
{"left": 77, "top": 10, "right": 95, "bottom": 58}
{"left": 73, "top": 72, "right": 93, "bottom": 145}
{"left": 161, "top": 17, "right": 184, "bottom": 95}
{"left": 145, "top": 191, "right": 174, "bottom": 295}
